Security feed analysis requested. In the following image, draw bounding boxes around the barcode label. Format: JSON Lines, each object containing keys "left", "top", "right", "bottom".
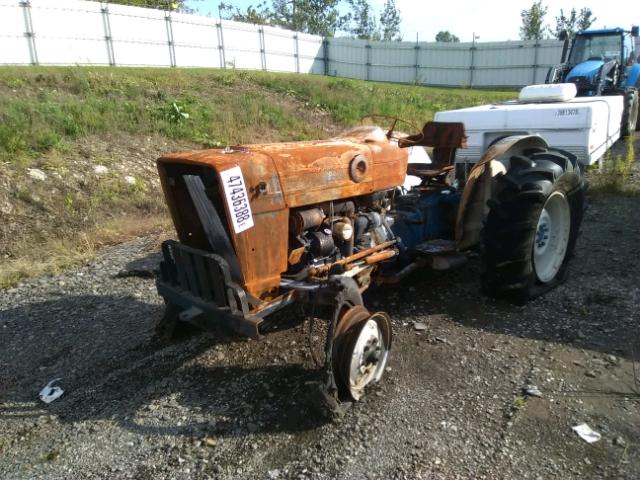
{"left": 220, "top": 166, "right": 254, "bottom": 234}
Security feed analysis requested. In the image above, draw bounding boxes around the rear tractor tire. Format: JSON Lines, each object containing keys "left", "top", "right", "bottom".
{"left": 621, "top": 88, "right": 639, "bottom": 136}
{"left": 481, "top": 148, "right": 587, "bottom": 303}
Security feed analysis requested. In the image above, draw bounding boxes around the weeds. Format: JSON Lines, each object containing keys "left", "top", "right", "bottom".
{"left": 0, "top": 214, "right": 171, "bottom": 289}
{"left": 0, "top": 66, "right": 513, "bottom": 162}
{"left": 589, "top": 137, "right": 638, "bottom": 196}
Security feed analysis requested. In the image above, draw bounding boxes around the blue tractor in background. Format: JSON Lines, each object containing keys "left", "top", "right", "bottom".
{"left": 546, "top": 26, "right": 640, "bottom": 136}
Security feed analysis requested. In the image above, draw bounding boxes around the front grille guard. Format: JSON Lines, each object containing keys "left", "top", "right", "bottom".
{"left": 157, "top": 240, "right": 262, "bottom": 337}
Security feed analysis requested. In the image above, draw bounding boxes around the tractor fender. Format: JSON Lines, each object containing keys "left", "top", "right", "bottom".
{"left": 455, "top": 135, "right": 549, "bottom": 251}
{"left": 626, "top": 64, "right": 640, "bottom": 88}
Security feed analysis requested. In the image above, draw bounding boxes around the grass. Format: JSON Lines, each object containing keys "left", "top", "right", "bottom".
{"left": 0, "top": 66, "right": 514, "bottom": 288}
{"left": 0, "top": 215, "right": 171, "bottom": 289}
{"left": 588, "top": 136, "right": 638, "bottom": 196}
{"left": 0, "top": 67, "right": 513, "bottom": 163}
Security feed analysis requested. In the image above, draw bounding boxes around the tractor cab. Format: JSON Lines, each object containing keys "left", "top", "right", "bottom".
{"left": 547, "top": 27, "right": 639, "bottom": 97}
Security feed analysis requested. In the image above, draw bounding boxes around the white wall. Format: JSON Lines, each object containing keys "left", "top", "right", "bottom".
{"left": 0, "top": 0, "right": 566, "bottom": 88}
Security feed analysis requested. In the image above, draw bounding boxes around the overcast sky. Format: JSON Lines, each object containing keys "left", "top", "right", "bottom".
{"left": 188, "top": 0, "right": 640, "bottom": 42}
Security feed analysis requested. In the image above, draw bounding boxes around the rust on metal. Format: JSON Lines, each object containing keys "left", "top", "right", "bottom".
{"left": 156, "top": 121, "right": 464, "bottom": 311}
{"left": 364, "top": 249, "right": 397, "bottom": 265}
{"left": 398, "top": 121, "right": 467, "bottom": 149}
{"left": 158, "top": 127, "right": 408, "bottom": 298}
{"left": 307, "top": 241, "right": 397, "bottom": 277}
{"left": 399, "top": 121, "right": 467, "bottom": 167}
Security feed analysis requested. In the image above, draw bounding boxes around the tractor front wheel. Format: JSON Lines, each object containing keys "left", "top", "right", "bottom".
{"left": 481, "top": 148, "right": 587, "bottom": 303}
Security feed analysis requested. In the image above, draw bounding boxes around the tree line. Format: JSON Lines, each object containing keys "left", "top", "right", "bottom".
{"left": 520, "top": 1, "right": 595, "bottom": 40}
{"left": 218, "top": 0, "right": 402, "bottom": 41}
{"left": 436, "top": 2, "right": 596, "bottom": 44}
{"left": 107, "top": 0, "right": 402, "bottom": 40}
{"left": 107, "top": 1, "right": 596, "bottom": 43}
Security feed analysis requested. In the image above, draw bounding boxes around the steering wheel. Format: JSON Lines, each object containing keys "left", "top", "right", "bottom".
{"left": 359, "top": 114, "right": 422, "bottom": 143}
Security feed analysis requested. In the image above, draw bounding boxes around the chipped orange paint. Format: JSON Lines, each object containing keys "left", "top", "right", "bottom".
{"left": 157, "top": 127, "right": 409, "bottom": 300}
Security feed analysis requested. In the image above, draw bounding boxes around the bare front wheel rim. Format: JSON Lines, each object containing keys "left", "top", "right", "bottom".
{"left": 533, "top": 191, "right": 571, "bottom": 283}
{"left": 346, "top": 318, "right": 389, "bottom": 400}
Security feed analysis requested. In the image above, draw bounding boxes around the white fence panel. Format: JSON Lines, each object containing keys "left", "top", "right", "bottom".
{"left": 171, "top": 13, "right": 220, "bottom": 68}
{"left": 108, "top": 3, "right": 170, "bottom": 67}
{"left": 420, "top": 43, "right": 472, "bottom": 69}
{"left": 0, "top": 3, "right": 30, "bottom": 64}
{"left": 369, "top": 42, "right": 415, "bottom": 83}
{"left": 30, "top": 0, "right": 108, "bottom": 65}
{"left": 416, "top": 43, "right": 472, "bottom": 86}
{"left": 0, "top": 0, "right": 570, "bottom": 87}
{"left": 328, "top": 38, "right": 368, "bottom": 79}
{"left": 222, "top": 21, "right": 262, "bottom": 70}
{"left": 263, "top": 26, "right": 297, "bottom": 73}
{"left": 536, "top": 41, "right": 565, "bottom": 65}
{"left": 297, "top": 34, "right": 324, "bottom": 74}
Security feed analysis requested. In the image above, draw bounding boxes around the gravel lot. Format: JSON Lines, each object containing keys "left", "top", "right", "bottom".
{"left": 2, "top": 155, "right": 640, "bottom": 479}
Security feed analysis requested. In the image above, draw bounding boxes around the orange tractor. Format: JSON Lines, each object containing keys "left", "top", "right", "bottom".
{"left": 155, "top": 121, "right": 586, "bottom": 413}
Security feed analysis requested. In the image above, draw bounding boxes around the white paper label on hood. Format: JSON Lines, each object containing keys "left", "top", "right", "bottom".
{"left": 220, "top": 166, "right": 254, "bottom": 234}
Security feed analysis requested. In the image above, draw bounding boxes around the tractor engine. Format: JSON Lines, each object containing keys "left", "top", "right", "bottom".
{"left": 286, "top": 185, "right": 461, "bottom": 278}
{"left": 286, "top": 194, "right": 393, "bottom": 274}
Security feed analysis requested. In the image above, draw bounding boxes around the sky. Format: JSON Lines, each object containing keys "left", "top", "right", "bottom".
{"left": 187, "top": 0, "right": 640, "bottom": 42}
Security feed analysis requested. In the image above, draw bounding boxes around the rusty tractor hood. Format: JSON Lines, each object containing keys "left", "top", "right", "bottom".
{"left": 157, "top": 126, "right": 408, "bottom": 211}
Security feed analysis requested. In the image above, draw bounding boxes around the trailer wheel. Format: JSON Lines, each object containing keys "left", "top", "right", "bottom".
{"left": 481, "top": 148, "right": 586, "bottom": 303}
{"left": 621, "top": 88, "right": 639, "bottom": 136}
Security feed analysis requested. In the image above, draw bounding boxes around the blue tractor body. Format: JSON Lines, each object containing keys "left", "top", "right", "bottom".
{"left": 547, "top": 27, "right": 639, "bottom": 94}
{"left": 546, "top": 26, "right": 640, "bottom": 134}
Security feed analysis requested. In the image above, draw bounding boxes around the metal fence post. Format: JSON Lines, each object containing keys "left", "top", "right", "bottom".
{"left": 365, "top": 43, "right": 371, "bottom": 81}
{"left": 469, "top": 44, "right": 476, "bottom": 87}
{"left": 293, "top": 33, "right": 300, "bottom": 73}
{"left": 532, "top": 41, "right": 539, "bottom": 84}
{"left": 258, "top": 27, "right": 266, "bottom": 71}
{"left": 20, "top": 0, "right": 38, "bottom": 65}
{"left": 164, "top": 11, "right": 176, "bottom": 67}
{"left": 414, "top": 42, "right": 420, "bottom": 84}
{"left": 216, "top": 21, "right": 226, "bottom": 68}
{"left": 322, "top": 38, "right": 329, "bottom": 76}
{"left": 100, "top": 3, "right": 115, "bottom": 66}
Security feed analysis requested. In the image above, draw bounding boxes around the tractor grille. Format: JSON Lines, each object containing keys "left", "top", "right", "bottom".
{"left": 160, "top": 240, "right": 232, "bottom": 308}
{"left": 159, "top": 163, "right": 241, "bottom": 281}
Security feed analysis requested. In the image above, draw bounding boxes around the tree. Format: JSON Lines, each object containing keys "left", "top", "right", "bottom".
{"left": 344, "top": 0, "right": 379, "bottom": 40}
{"left": 379, "top": 0, "right": 401, "bottom": 41}
{"left": 576, "top": 7, "right": 596, "bottom": 32}
{"left": 520, "top": 0, "right": 549, "bottom": 40}
{"left": 107, "top": 0, "right": 192, "bottom": 12}
{"left": 554, "top": 7, "right": 596, "bottom": 39}
{"left": 218, "top": 2, "right": 271, "bottom": 25}
{"left": 271, "top": 0, "right": 342, "bottom": 36}
{"left": 435, "top": 30, "right": 460, "bottom": 43}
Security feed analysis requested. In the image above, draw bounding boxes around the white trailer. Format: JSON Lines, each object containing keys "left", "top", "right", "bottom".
{"left": 434, "top": 84, "right": 624, "bottom": 167}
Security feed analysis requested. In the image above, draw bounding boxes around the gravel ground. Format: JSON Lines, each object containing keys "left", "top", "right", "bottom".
{"left": 2, "top": 162, "right": 640, "bottom": 479}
